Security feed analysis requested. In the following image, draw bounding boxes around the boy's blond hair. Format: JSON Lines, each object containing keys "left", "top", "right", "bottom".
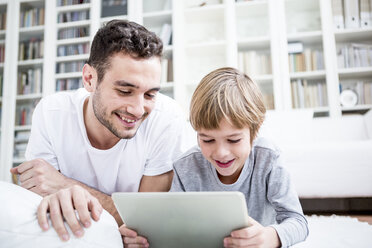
{"left": 190, "top": 67, "right": 266, "bottom": 143}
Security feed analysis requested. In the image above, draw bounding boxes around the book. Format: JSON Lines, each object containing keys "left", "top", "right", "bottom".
{"left": 332, "top": 0, "right": 345, "bottom": 29}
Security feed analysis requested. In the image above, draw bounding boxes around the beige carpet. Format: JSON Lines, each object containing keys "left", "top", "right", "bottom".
{"left": 293, "top": 215, "right": 372, "bottom": 248}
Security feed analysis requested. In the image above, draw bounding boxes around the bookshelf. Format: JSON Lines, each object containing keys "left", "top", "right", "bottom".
{"left": 0, "top": 0, "right": 371, "bottom": 183}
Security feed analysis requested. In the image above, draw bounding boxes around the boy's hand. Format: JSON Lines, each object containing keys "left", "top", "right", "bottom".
{"left": 119, "top": 224, "right": 149, "bottom": 248}
{"left": 223, "top": 216, "right": 281, "bottom": 248}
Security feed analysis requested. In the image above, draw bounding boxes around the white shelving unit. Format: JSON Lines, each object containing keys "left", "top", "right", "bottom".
{"left": 0, "top": 0, "right": 371, "bottom": 183}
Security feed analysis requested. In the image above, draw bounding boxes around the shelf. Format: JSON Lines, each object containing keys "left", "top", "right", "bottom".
{"left": 19, "top": 25, "right": 44, "bottom": 34}
{"left": 164, "top": 45, "right": 173, "bottom": 54}
{"left": 14, "top": 125, "right": 32, "bottom": 131}
{"left": 143, "top": 10, "right": 172, "bottom": 19}
{"left": 185, "top": 3, "right": 224, "bottom": 13}
{"left": 287, "top": 30, "right": 323, "bottom": 44}
{"left": 18, "top": 59, "right": 44, "bottom": 66}
{"left": 252, "top": 74, "right": 273, "bottom": 83}
{"left": 100, "top": 15, "right": 128, "bottom": 24}
{"left": 56, "top": 36, "right": 90, "bottom": 46}
{"left": 56, "top": 3, "right": 91, "bottom": 13}
{"left": 290, "top": 70, "right": 326, "bottom": 80}
{"left": 16, "top": 93, "right": 42, "bottom": 101}
{"left": 56, "top": 54, "right": 89, "bottom": 62}
{"left": 236, "top": 0, "right": 268, "bottom": 8}
{"left": 0, "top": 29, "right": 5, "bottom": 36}
{"left": 160, "top": 82, "right": 174, "bottom": 90}
{"left": 338, "top": 67, "right": 372, "bottom": 79}
{"left": 334, "top": 27, "right": 372, "bottom": 43}
{"left": 0, "top": 62, "right": 3, "bottom": 68}
{"left": 238, "top": 36, "right": 270, "bottom": 49}
{"left": 341, "top": 104, "right": 372, "bottom": 111}
{"left": 13, "top": 157, "right": 26, "bottom": 164}
{"left": 57, "top": 19, "right": 90, "bottom": 29}
{"left": 186, "top": 40, "right": 225, "bottom": 50}
{"left": 55, "top": 71, "right": 82, "bottom": 79}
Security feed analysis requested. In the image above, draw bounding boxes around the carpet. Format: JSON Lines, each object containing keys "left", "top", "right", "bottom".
{"left": 293, "top": 215, "right": 372, "bottom": 248}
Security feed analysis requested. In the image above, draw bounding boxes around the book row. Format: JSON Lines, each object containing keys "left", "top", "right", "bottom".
{"left": 58, "top": 10, "right": 90, "bottom": 23}
{"left": 238, "top": 50, "right": 272, "bottom": 76}
{"left": 56, "top": 60, "right": 85, "bottom": 73}
{"left": 56, "top": 78, "right": 82, "bottom": 91}
{"left": 291, "top": 79, "right": 328, "bottom": 109}
{"left": 337, "top": 43, "right": 372, "bottom": 69}
{"left": 341, "top": 80, "right": 372, "bottom": 105}
{"left": 57, "top": 0, "right": 90, "bottom": 7}
{"left": 332, "top": 0, "right": 372, "bottom": 29}
{"left": 17, "top": 68, "right": 42, "bottom": 95}
{"left": 57, "top": 43, "right": 90, "bottom": 57}
{"left": 0, "top": 44, "right": 4, "bottom": 63}
{"left": 160, "top": 58, "right": 174, "bottom": 83}
{"left": 0, "top": 74, "right": 3, "bottom": 96}
{"left": 0, "top": 12, "right": 6, "bottom": 30}
{"left": 20, "top": 7, "right": 45, "bottom": 28}
{"left": 58, "top": 26, "right": 89, "bottom": 40}
{"left": 15, "top": 101, "right": 38, "bottom": 126}
{"left": 19, "top": 39, "right": 44, "bottom": 61}
{"left": 288, "top": 49, "right": 324, "bottom": 73}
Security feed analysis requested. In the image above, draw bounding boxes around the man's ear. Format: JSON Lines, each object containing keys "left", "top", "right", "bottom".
{"left": 82, "top": 64, "right": 97, "bottom": 92}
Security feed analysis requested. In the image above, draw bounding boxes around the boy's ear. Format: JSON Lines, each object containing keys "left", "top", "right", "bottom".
{"left": 82, "top": 64, "right": 97, "bottom": 92}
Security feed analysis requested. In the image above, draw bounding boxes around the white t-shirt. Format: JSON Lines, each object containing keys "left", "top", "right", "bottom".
{"left": 25, "top": 88, "right": 193, "bottom": 195}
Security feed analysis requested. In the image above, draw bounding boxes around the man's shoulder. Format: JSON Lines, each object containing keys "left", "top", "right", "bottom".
{"left": 152, "top": 93, "right": 184, "bottom": 119}
{"left": 40, "top": 88, "right": 87, "bottom": 112}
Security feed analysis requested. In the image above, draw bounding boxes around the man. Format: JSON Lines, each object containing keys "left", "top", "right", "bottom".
{"left": 9, "top": 20, "right": 192, "bottom": 242}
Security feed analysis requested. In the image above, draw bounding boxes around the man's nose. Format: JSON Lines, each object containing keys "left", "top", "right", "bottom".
{"left": 126, "top": 95, "right": 145, "bottom": 117}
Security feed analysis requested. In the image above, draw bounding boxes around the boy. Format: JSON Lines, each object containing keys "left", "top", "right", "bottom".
{"left": 121, "top": 67, "right": 308, "bottom": 247}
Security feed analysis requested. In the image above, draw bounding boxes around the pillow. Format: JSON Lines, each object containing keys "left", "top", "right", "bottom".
{"left": 0, "top": 181, "right": 122, "bottom": 248}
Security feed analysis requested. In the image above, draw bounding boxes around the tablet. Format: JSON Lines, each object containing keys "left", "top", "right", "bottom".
{"left": 112, "top": 192, "right": 249, "bottom": 248}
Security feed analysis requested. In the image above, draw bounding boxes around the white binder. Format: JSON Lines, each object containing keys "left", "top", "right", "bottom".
{"left": 360, "top": 0, "right": 371, "bottom": 27}
{"left": 344, "top": 0, "right": 360, "bottom": 28}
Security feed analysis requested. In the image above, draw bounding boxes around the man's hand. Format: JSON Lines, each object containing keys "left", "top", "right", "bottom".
{"left": 10, "top": 158, "right": 72, "bottom": 196}
{"left": 38, "top": 185, "right": 103, "bottom": 242}
{"left": 223, "top": 217, "right": 281, "bottom": 248}
{"left": 119, "top": 224, "right": 149, "bottom": 248}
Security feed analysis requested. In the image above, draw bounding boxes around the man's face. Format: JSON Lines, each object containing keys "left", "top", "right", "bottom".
{"left": 197, "top": 118, "right": 252, "bottom": 184}
{"left": 90, "top": 53, "right": 161, "bottom": 139}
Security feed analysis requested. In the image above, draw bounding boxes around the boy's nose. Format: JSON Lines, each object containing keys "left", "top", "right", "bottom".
{"left": 213, "top": 145, "right": 230, "bottom": 160}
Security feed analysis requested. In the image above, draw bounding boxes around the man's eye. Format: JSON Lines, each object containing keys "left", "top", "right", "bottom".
{"left": 202, "top": 139, "right": 214, "bottom": 143}
{"left": 228, "top": 139, "right": 241, "bottom": 144}
{"left": 146, "top": 93, "right": 156, "bottom": 99}
{"left": 118, "top": 90, "right": 130, "bottom": 95}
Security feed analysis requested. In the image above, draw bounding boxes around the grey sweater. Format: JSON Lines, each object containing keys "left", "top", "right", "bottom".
{"left": 170, "top": 137, "right": 308, "bottom": 247}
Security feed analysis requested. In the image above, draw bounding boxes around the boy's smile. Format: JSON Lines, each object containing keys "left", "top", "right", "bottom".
{"left": 197, "top": 118, "right": 252, "bottom": 184}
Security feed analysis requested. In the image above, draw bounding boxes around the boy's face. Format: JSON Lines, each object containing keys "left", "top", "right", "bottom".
{"left": 197, "top": 118, "right": 251, "bottom": 184}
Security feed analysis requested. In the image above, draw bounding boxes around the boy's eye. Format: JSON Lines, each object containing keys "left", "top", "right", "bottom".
{"left": 202, "top": 139, "right": 214, "bottom": 143}
{"left": 228, "top": 139, "right": 241, "bottom": 144}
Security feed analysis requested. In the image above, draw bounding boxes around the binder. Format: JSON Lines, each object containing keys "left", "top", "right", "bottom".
{"left": 344, "top": 0, "right": 360, "bottom": 28}
{"left": 360, "top": 0, "right": 371, "bottom": 27}
{"left": 332, "top": 0, "right": 345, "bottom": 29}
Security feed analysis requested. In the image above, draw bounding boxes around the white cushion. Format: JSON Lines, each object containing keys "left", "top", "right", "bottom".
{"left": 0, "top": 181, "right": 122, "bottom": 248}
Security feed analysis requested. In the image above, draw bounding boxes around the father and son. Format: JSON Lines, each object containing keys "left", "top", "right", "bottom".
{"left": 8, "top": 20, "right": 308, "bottom": 247}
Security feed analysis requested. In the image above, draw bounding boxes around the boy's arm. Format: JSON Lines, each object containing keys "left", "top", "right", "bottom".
{"left": 266, "top": 155, "right": 309, "bottom": 247}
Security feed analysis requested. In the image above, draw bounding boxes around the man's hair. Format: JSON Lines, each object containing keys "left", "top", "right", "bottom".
{"left": 86, "top": 20, "right": 163, "bottom": 83}
{"left": 189, "top": 67, "right": 266, "bottom": 143}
